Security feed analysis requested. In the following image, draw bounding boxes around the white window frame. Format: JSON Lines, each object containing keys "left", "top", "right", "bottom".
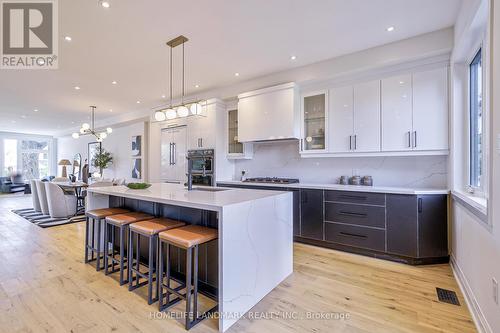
{"left": 466, "top": 40, "right": 488, "bottom": 199}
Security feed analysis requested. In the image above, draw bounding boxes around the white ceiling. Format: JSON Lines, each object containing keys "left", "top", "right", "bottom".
{"left": 0, "top": 0, "right": 462, "bottom": 135}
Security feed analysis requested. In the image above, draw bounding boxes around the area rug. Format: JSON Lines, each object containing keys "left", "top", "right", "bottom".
{"left": 11, "top": 208, "right": 86, "bottom": 228}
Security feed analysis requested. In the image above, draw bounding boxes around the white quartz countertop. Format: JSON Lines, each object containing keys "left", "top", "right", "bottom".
{"left": 217, "top": 180, "right": 449, "bottom": 195}
{"left": 86, "top": 183, "right": 288, "bottom": 212}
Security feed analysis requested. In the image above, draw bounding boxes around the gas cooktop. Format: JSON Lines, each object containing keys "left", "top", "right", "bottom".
{"left": 243, "top": 177, "right": 300, "bottom": 184}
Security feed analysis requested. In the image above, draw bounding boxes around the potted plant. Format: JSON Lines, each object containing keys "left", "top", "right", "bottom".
{"left": 91, "top": 147, "right": 113, "bottom": 177}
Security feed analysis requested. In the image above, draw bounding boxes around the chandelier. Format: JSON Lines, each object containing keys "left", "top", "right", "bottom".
{"left": 153, "top": 35, "right": 205, "bottom": 122}
{"left": 72, "top": 106, "right": 112, "bottom": 141}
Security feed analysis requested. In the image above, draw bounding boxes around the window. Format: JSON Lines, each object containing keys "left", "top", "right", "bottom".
{"left": 469, "top": 48, "right": 483, "bottom": 192}
{"left": 3, "top": 139, "right": 18, "bottom": 175}
{"left": 20, "top": 139, "right": 50, "bottom": 180}
{"left": 0, "top": 137, "right": 52, "bottom": 180}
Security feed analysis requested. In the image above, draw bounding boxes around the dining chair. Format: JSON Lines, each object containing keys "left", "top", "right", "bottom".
{"left": 44, "top": 182, "right": 77, "bottom": 218}
{"left": 35, "top": 180, "right": 50, "bottom": 215}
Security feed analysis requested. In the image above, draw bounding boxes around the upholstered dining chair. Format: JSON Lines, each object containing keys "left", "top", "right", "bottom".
{"left": 30, "top": 179, "right": 42, "bottom": 212}
{"left": 35, "top": 180, "right": 49, "bottom": 215}
{"left": 44, "top": 182, "right": 77, "bottom": 218}
{"left": 52, "top": 177, "right": 69, "bottom": 182}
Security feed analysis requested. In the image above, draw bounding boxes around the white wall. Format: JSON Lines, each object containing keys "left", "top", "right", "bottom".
{"left": 449, "top": 1, "right": 500, "bottom": 333}
{"left": 57, "top": 121, "right": 148, "bottom": 182}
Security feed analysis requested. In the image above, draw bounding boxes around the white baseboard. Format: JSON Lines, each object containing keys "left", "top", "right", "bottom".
{"left": 450, "top": 255, "right": 493, "bottom": 333}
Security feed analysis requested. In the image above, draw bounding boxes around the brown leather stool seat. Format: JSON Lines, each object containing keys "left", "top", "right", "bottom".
{"left": 86, "top": 208, "right": 130, "bottom": 219}
{"left": 158, "top": 225, "right": 218, "bottom": 249}
{"left": 84, "top": 207, "right": 130, "bottom": 271}
{"left": 157, "top": 225, "right": 218, "bottom": 330}
{"left": 130, "top": 218, "right": 185, "bottom": 236}
{"left": 103, "top": 212, "right": 154, "bottom": 285}
{"left": 106, "top": 212, "right": 154, "bottom": 226}
{"left": 128, "top": 218, "right": 186, "bottom": 305}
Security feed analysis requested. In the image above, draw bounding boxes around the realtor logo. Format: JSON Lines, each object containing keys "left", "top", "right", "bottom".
{"left": 1, "top": 0, "right": 58, "bottom": 69}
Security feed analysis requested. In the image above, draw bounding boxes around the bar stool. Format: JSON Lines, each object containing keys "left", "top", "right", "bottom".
{"left": 85, "top": 208, "right": 130, "bottom": 271}
{"left": 103, "top": 212, "right": 154, "bottom": 285}
{"left": 158, "top": 225, "right": 218, "bottom": 330}
{"left": 128, "top": 218, "right": 186, "bottom": 305}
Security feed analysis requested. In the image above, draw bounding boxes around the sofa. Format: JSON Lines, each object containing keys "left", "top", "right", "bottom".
{"left": 0, "top": 176, "right": 26, "bottom": 193}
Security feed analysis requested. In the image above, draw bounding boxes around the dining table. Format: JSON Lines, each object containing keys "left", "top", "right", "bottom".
{"left": 52, "top": 181, "right": 89, "bottom": 215}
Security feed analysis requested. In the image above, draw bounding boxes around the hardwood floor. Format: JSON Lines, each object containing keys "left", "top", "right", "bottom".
{"left": 0, "top": 195, "right": 475, "bottom": 333}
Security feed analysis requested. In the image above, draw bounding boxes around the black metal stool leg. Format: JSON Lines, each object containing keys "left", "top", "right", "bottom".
{"left": 185, "top": 246, "right": 192, "bottom": 329}
{"left": 135, "top": 233, "right": 140, "bottom": 287}
{"left": 158, "top": 240, "right": 164, "bottom": 308}
{"left": 96, "top": 218, "right": 102, "bottom": 271}
{"left": 128, "top": 229, "right": 134, "bottom": 291}
{"left": 165, "top": 243, "right": 170, "bottom": 305}
{"left": 111, "top": 224, "right": 116, "bottom": 272}
{"left": 84, "top": 217, "right": 89, "bottom": 263}
{"left": 193, "top": 245, "right": 199, "bottom": 318}
{"left": 147, "top": 235, "right": 154, "bottom": 305}
{"left": 91, "top": 218, "right": 95, "bottom": 261}
{"left": 119, "top": 225, "right": 127, "bottom": 285}
{"left": 103, "top": 221, "right": 109, "bottom": 275}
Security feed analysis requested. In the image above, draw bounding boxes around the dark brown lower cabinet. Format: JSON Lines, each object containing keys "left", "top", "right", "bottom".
{"left": 387, "top": 194, "right": 418, "bottom": 257}
{"left": 387, "top": 194, "right": 448, "bottom": 259}
{"left": 300, "top": 189, "right": 323, "bottom": 240}
{"left": 218, "top": 183, "right": 448, "bottom": 265}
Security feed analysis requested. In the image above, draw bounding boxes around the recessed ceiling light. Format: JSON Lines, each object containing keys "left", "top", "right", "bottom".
{"left": 71, "top": 121, "right": 75, "bottom": 124}
{"left": 99, "top": 1, "right": 110, "bottom": 8}
{"left": 234, "top": 72, "right": 240, "bottom": 77}
{"left": 111, "top": 81, "right": 117, "bottom": 85}
{"left": 399, "top": 81, "right": 404, "bottom": 84}
{"left": 161, "top": 94, "right": 166, "bottom": 98}
{"left": 64, "top": 36, "right": 72, "bottom": 42}
{"left": 290, "top": 55, "right": 297, "bottom": 60}
{"left": 74, "top": 86, "right": 81, "bottom": 90}
{"left": 194, "top": 84, "right": 200, "bottom": 88}
{"left": 136, "top": 100, "right": 141, "bottom": 104}
{"left": 109, "top": 109, "right": 113, "bottom": 112}
{"left": 33, "top": 109, "right": 39, "bottom": 112}
{"left": 21, "top": 115, "right": 26, "bottom": 119}
{"left": 386, "top": 26, "right": 395, "bottom": 32}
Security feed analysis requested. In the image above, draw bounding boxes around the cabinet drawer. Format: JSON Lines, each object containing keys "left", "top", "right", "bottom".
{"left": 325, "top": 223, "right": 385, "bottom": 252}
{"left": 325, "top": 202, "right": 385, "bottom": 228}
{"left": 325, "top": 190, "right": 386, "bottom": 206}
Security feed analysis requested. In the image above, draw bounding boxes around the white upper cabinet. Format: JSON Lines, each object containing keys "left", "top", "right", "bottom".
{"left": 328, "top": 80, "right": 380, "bottom": 153}
{"left": 238, "top": 83, "right": 299, "bottom": 142}
{"left": 381, "top": 74, "right": 413, "bottom": 152}
{"left": 353, "top": 80, "right": 381, "bottom": 152}
{"left": 412, "top": 67, "right": 448, "bottom": 151}
{"left": 329, "top": 86, "right": 353, "bottom": 153}
{"left": 187, "top": 104, "right": 215, "bottom": 150}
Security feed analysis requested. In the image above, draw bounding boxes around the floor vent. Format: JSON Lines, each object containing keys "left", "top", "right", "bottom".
{"left": 436, "top": 287, "right": 460, "bottom": 305}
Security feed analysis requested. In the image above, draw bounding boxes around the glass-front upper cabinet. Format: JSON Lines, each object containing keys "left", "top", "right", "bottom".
{"left": 227, "top": 108, "right": 253, "bottom": 159}
{"left": 228, "top": 109, "right": 243, "bottom": 154}
{"left": 301, "top": 91, "right": 328, "bottom": 152}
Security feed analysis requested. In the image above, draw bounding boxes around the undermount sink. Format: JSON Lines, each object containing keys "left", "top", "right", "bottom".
{"left": 190, "top": 187, "right": 229, "bottom": 192}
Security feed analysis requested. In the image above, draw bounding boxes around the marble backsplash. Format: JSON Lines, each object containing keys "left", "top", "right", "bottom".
{"left": 233, "top": 141, "right": 448, "bottom": 188}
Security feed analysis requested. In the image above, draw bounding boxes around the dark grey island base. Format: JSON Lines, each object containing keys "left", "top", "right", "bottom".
{"left": 108, "top": 195, "right": 219, "bottom": 297}
{"left": 218, "top": 183, "right": 449, "bottom": 265}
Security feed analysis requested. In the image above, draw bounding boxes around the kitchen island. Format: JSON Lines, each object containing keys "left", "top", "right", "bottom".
{"left": 86, "top": 183, "right": 293, "bottom": 332}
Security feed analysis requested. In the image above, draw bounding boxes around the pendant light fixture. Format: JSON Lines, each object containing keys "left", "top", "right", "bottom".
{"left": 72, "top": 106, "right": 112, "bottom": 141}
{"left": 153, "top": 35, "right": 205, "bottom": 122}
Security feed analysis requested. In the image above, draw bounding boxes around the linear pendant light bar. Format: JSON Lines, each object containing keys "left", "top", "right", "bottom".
{"left": 153, "top": 35, "right": 205, "bottom": 122}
